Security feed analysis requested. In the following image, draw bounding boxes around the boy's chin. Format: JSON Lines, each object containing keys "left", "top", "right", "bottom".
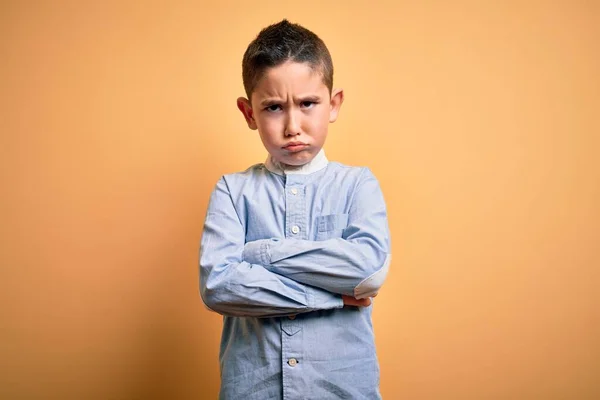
{"left": 276, "top": 152, "right": 315, "bottom": 167}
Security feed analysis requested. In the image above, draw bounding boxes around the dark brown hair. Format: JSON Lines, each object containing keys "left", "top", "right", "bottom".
{"left": 242, "top": 19, "right": 334, "bottom": 99}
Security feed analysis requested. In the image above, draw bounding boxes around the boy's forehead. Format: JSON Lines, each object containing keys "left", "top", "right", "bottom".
{"left": 251, "top": 61, "right": 328, "bottom": 100}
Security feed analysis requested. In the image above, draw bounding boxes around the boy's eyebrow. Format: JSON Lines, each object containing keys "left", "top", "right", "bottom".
{"left": 297, "top": 95, "right": 321, "bottom": 102}
{"left": 259, "top": 95, "right": 322, "bottom": 107}
{"left": 260, "top": 98, "right": 282, "bottom": 107}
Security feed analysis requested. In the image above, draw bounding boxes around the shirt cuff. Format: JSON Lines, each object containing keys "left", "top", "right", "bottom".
{"left": 242, "top": 238, "right": 279, "bottom": 265}
{"left": 306, "top": 286, "right": 344, "bottom": 310}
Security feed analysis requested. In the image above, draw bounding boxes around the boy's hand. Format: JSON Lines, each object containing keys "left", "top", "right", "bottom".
{"left": 342, "top": 295, "right": 375, "bottom": 307}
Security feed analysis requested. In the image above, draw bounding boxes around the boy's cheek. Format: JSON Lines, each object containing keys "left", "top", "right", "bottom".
{"left": 257, "top": 120, "right": 276, "bottom": 135}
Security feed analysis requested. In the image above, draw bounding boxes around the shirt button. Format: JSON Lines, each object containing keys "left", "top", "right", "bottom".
{"left": 290, "top": 188, "right": 298, "bottom": 195}
{"left": 288, "top": 315, "right": 296, "bottom": 320}
{"left": 291, "top": 225, "right": 300, "bottom": 234}
{"left": 288, "top": 358, "right": 298, "bottom": 367}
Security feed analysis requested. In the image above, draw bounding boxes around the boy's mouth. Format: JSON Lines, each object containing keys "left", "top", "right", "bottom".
{"left": 283, "top": 142, "right": 308, "bottom": 152}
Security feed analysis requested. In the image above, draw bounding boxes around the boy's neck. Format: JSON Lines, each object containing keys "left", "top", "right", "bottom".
{"left": 265, "top": 149, "right": 328, "bottom": 176}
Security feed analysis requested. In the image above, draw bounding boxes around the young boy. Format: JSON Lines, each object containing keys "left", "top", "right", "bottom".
{"left": 199, "top": 19, "right": 391, "bottom": 399}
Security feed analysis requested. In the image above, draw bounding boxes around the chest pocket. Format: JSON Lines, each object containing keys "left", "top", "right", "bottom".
{"left": 315, "top": 213, "right": 349, "bottom": 240}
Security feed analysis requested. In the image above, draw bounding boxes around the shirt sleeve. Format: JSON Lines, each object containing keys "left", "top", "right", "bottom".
{"left": 242, "top": 168, "right": 391, "bottom": 299}
{"left": 199, "top": 177, "right": 344, "bottom": 318}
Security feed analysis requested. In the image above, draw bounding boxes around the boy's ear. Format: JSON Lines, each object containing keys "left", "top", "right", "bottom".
{"left": 329, "top": 88, "right": 344, "bottom": 123}
{"left": 237, "top": 97, "right": 257, "bottom": 130}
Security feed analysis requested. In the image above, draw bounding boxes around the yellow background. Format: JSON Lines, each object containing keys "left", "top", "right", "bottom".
{"left": 1, "top": 1, "right": 598, "bottom": 398}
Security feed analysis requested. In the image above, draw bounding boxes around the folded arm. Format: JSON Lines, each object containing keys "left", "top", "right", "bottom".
{"left": 242, "top": 168, "right": 391, "bottom": 299}
{"left": 199, "top": 177, "right": 343, "bottom": 318}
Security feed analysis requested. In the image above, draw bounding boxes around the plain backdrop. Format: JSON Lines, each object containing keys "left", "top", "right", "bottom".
{"left": 1, "top": 1, "right": 598, "bottom": 399}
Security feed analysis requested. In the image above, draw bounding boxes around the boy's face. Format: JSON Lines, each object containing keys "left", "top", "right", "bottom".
{"left": 237, "top": 61, "right": 344, "bottom": 167}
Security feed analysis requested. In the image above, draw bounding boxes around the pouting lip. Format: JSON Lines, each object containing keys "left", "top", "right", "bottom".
{"left": 282, "top": 142, "right": 308, "bottom": 149}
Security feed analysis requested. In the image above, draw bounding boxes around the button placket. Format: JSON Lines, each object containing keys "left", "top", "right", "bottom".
{"left": 282, "top": 176, "right": 306, "bottom": 398}
{"left": 285, "top": 181, "right": 305, "bottom": 240}
{"left": 282, "top": 180, "right": 304, "bottom": 335}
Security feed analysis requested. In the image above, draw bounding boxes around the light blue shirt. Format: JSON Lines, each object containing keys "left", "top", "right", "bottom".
{"left": 199, "top": 150, "right": 391, "bottom": 399}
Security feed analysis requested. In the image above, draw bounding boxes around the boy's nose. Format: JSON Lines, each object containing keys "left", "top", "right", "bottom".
{"left": 284, "top": 112, "right": 301, "bottom": 136}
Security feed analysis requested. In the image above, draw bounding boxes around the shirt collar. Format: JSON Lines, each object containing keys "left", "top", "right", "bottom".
{"left": 264, "top": 149, "right": 328, "bottom": 176}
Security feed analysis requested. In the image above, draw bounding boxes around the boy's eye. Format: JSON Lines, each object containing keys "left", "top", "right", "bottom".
{"left": 266, "top": 104, "right": 282, "bottom": 112}
{"left": 300, "top": 101, "right": 316, "bottom": 108}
